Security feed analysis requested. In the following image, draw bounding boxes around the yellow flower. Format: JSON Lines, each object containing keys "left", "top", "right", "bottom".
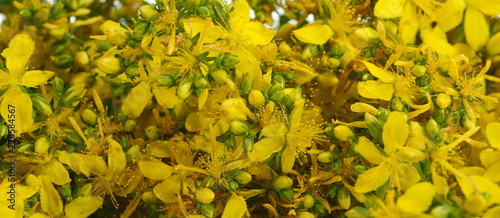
{"left": 0, "top": 34, "right": 54, "bottom": 135}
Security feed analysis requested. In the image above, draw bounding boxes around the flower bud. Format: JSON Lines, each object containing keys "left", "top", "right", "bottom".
{"left": 52, "top": 77, "right": 65, "bottom": 93}
{"left": 75, "top": 183, "right": 92, "bottom": 197}
{"left": 412, "top": 65, "right": 427, "bottom": 77}
{"left": 270, "top": 90, "right": 286, "bottom": 103}
{"left": 303, "top": 194, "right": 315, "bottom": 209}
{"left": 64, "top": 129, "right": 84, "bottom": 146}
{"left": 200, "top": 203, "right": 214, "bottom": 217}
{"left": 462, "top": 115, "right": 477, "bottom": 130}
{"left": 50, "top": 28, "right": 69, "bottom": 41}
{"left": 239, "top": 73, "right": 253, "bottom": 96}
{"left": 31, "top": 94, "right": 53, "bottom": 116}
{"left": 210, "top": 69, "right": 228, "bottom": 84}
{"left": 280, "top": 188, "right": 294, "bottom": 200}
{"left": 36, "top": 7, "right": 50, "bottom": 23}
{"left": 133, "top": 19, "right": 150, "bottom": 39}
{"left": 354, "top": 27, "right": 379, "bottom": 43}
{"left": 248, "top": 90, "right": 265, "bottom": 108}
{"left": 195, "top": 188, "right": 215, "bottom": 204}
{"left": 334, "top": 125, "right": 354, "bottom": 142}
{"left": 54, "top": 53, "right": 74, "bottom": 68}
{"left": 337, "top": 187, "right": 351, "bottom": 209}
{"left": 229, "top": 180, "right": 239, "bottom": 191}
{"left": 35, "top": 137, "right": 50, "bottom": 154}
{"left": 146, "top": 125, "right": 161, "bottom": 140}
{"left": 416, "top": 75, "right": 431, "bottom": 87}
{"left": 296, "top": 211, "right": 315, "bottom": 218}
{"left": 139, "top": 5, "right": 160, "bottom": 20}
{"left": 222, "top": 54, "right": 239, "bottom": 68}
{"left": 242, "top": 136, "right": 254, "bottom": 152}
{"left": 390, "top": 97, "right": 404, "bottom": 112}
{"left": 353, "top": 165, "right": 366, "bottom": 174}
{"left": 124, "top": 119, "right": 137, "bottom": 132}
{"left": 142, "top": 191, "right": 159, "bottom": 204}
{"left": 176, "top": 80, "right": 193, "bottom": 100}
{"left": 126, "top": 145, "right": 140, "bottom": 162}
{"left": 318, "top": 72, "right": 339, "bottom": 87}
{"left": 234, "top": 171, "right": 252, "bottom": 185}
{"left": 426, "top": 118, "right": 440, "bottom": 139}
{"left": 61, "top": 83, "right": 86, "bottom": 107}
{"left": 273, "top": 176, "right": 293, "bottom": 191}
{"left": 194, "top": 76, "right": 209, "bottom": 89}
{"left": 74, "top": 51, "right": 89, "bottom": 68}
{"left": 80, "top": 109, "right": 97, "bottom": 126}
{"left": 327, "top": 57, "right": 341, "bottom": 69}
{"left": 317, "top": 151, "right": 334, "bottom": 163}
{"left": 196, "top": 6, "right": 211, "bottom": 18}
{"left": 463, "top": 193, "right": 487, "bottom": 214}
{"left": 436, "top": 93, "right": 451, "bottom": 109}
{"left": 106, "top": 27, "right": 131, "bottom": 46}
{"left": 18, "top": 143, "right": 33, "bottom": 153}
{"left": 125, "top": 67, "right": 140, "bottom": 78}
{"left": 365, "top": 113, "right": 382, "bottom": 140}
{"left": 158, "top": 75, "right": 176, "bottom": 87}
{"left": 331, "top": 44, "right": 344, "bottom": 58}
{"left": 19, "top": 9, "right": 32, "bottom": 19}
{"left": 97, "top": 56, "right": 124, "bottom": 75}
{"left": 59, "top": 184, "right": 72, "bottom": 201}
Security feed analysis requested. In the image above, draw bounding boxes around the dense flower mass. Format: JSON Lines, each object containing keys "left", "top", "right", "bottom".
{"left": 1, "top": 0, "right": 500, "bottom": 217}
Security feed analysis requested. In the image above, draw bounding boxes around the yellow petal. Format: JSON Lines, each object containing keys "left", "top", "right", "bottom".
{"left": 464, "top": 6, "right": 490, "bottom": 51}
{"left": 0, "top": 86, "right": 34, "bottom": 136}
{"left": 486, "top": 32, "right": 500, "bottom": 55}
{"left": 1, "top": 34, "right": 34, "bottom": 76}
{"left": 460, "top": 166, "right": 486, "bottom": 176}
{"left": 19, "top": 70, "right": 54, "bottom": 87}
{"left": 362, "top": 61, "right": 396, "bottom": 83}
{"left": 397, "top": 163, "right": 421, "bottom": 190}
{"left": 292, "top": 22, "right": 333, "bottom": 45}
{"left": 139, "top": 160, "right": 173, "bottom": 180}
{"left": 486, "top": 122, "right": 500, "bottom": 148}
{"left": 0, "top": 70, "right": 14, "bottom": 88}
{"left": 185, "top": 112, "right": 212, "bottom": 132}
{"left": 396, "top": 147, "right": 427, "bottom": 163}
{"left": 357, "top": 136, "right": 385, "bottom": 165}
{"left": 484, "top": 206, "right": 500, "bottom": 218}
{"left": 458, "top": 175, "right": 500, "bottom": 205}
{"left": 480, "top": 149, "right": 500, "bottom": 169}
{"left": 107, "top": 138, "right": 126, "bottom": 172}
{"left": 248, "top": 136, "right": 285, "bottom": 162}
{"left": 383, "top": 111, "right": 408, "bottom": 154}
{"left": 350, "top": 102, "right": 379, "bottom": 115}
{"left": 153, "top": 86, "right": 182, "bottom": 109}
{"left": 420, "top": 25, "right": 457, "bottom": 57}
{"left": 484, "top": 160, "right": 500, "bottom": 182}
{"left": 436, "top": 0, "right": 467, "bottom": 32}
{"left": 121, "top": 81, "right": 152, "bottom": 118}
{"left": 354, "top": 163, "right": 391, "bottom": 193}
{"left": 243, "top": 21, "right": 274, "bottom": 45}
{"left": 64, "top": 196, "right": 103, "bottom": 218}
{"left": 153, "top": 176, "right": 181, "bottom": 203}
{"left": 39, "top": 175, "right": 63, "bottom": 217}
{"left": 397, "top": 182, "right": 435, "bottom": 214}
{"left": 357, "top": 80, "right": 394, "bottom": 101}
{"left": 467, "top": 0, "right": 500, "bottom": 15}
{"left": 221, "top": 194, "right": 248, "bottom": 218}
{"left": 432, "top": 170, "right": 449, "bottom": 195}
{"left": 30, "top": 214, "right": 50, "bottom": 218}
{"left": 399, "top": 1, "right": 419, "bottom": 44}
{"left": 230, "top": 0, "right": 250, "bottom": 33}
{"left": 280, "top": 145, "right": 295, "bottom": 173}
{"left": 290, "top": 98, "right": 305, "bottom": 128}
{"left": 261, "top": 123, "right": 289, "bottom": 137}
{"left": 45, "top": 159, "right": 71, "bottom": 185}
{"left": 374, "top": 0, "right": 406, "bottom": 19}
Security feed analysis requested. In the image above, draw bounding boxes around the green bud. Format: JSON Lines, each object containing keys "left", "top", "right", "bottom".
{"left": 229, "top": 180, "right": 239, "bottom": 191}
{"left": 84, "top": 127, "right": 94, "bottom": 136}
{"left": 158, "top": 75, "right": 176, "bottom": 87}
{"left": 59, "top": 184, "right": 72, "bottom": 201}
{"left": 296, "top": 211, "right": 315, "bottom": 218}
{"left": 334, "top": 125, "right": 354, "bottom": 142}
{"left": 142, "top": 191, "right": 159, "bottom": 204}
{"left": 318, "top": 73, "right": 339, "bottom": 87}
{"left": 126, "top": 145, "right": 140, "bottom": 162}
{"left": 194, "top": 76, "right": 209, "bottom": 89}
{"left": 31, "top": 94, "right": 53, "bottom": 116}
{"left": 301, "top": 44, "right": 318, "bottom": 59}
{"left": 196, "top": 6, "right": 211, "bottom": 18}
{"left": 125, "top": 67, "right": 140, "bottom": 78}
{"left": 353, "top": 165, "right": 366, "bottom": 174}
{"left": 124, "top": 119, "right": 137, "bottom": 132}
{"left": 361, "top": 73, "right": 374, "bottom": 81}
{"left": 133, "top": 19, "right": 150, "bottom": 39}
{"left": 81, "top": 109, "right": 98, "bottom": 126}
{"left": 331, "top": 45, "right": 344, "bottom": 58}
{"left": 313, "top": 202, "right": 326, "bottom": 216}
{"left": 426, "top": 119, "right": 440, "bottom": 139}
{"left": 67, "top": 145, "right": 76, "bottom": 153}
{"left": 36, "top": 7, "right": 50, "bottom": 23}
{"left": 430, "top": 205, "right": 454, "bottom": 218}
{"left": 317, "top": 151, "right": 334, "bottom": 163}
{"left": 19, "top": 9, "right": 32, "bottom": 19}
{"left": 195, "top": 188, "right": 215, "bottom": 204}
{"left": 63, "top": 129, "right": 84, "bottom": 146}
{"left": 416, "top": 75, "right": 431, "bottom": 87}
{"left": 75, "top": 183, "right": 92, "bottom": 197}
{"left": 302, "top": 194, "right": 315, "bottom": 209}
{"left": 390, "top": 97, "right": 405, "bottom": 111}
{"left": 270, "top": 90, "right": 286, "bottom": 103}
{"left": 354, "top": 27, "right": 379, "bottom": 43}
{"left": 54, "top": 53, "right": 74, "bottom": 68}
{"left": 50, "top": 28, "right": 69, "bottom": 41}
{"left": 328, "top": 57, "right": 341, "bottom": 69}
{"left": 52, "top": 77, "right": 65, "bottom": 93}
{"left": 273, "top": 176, "right": 293, "bottom": 191}
{"left": 146, "top": 125, "right": 161, "bottom": 140}
{"left": 200, "top": 203, "right": 214, "bottom": 217}
{"left": 139, "top": 5, "right": 160, "bottom": 20}
{"left": 248, "top": 90, "right": 265, "bottom": 108}
{"left": 230, "top": 120, "right": 248, "bottom": 135}
{"left": 234, "top": 171, "right": 252, "bottom": 185}
{"left": 462, "top": 115, "right": 477, "bottom": 130}
{"left": 210, "top": 69, "right": 228, "bottom": 84}
{"left": 61, "top": 83, "right": 86, "bottom": 107}
{"left": 239, "top": 73, "right": 254, "bottom": 96}
{"left": 74, "top": 51, "right": 89, "bottom": 68}
{"left": 225, "top": 134, "right": 236, "bottom": 148}
{"left": 35, "top": 137, "right": 50, "bottom": 154}
{"left": 0, "top": 125, "right": 7, "bottom": 138}
{"left": 242, "top": 136, "right": 254, "bottom": 152}
{"left": 412, "top": 65, "right": 427, "bottom": 77}
{"left": 282, "top": 72, "right": 295, "bottom": 80}
{"left": 337, "top": 186, "right": 351, "bottom": 209}
{"left": 97, "top": 56, "right": 124, "bottom": 75}
{"left": 436, "top": 93, "right": 452, "bottom": 109}
{"left": 222, "top": 54, "right": 239, "bottom": 68}
{"left": 18, "top": 143, "right": 34, "bottom": 153}
{"left": 177, "top": 80, "right": 193, "bottom": 100}
{"left": 106, "top": 27, "right": 131, "bottom": 46}
{"left": 280, "top": 188, "right": 294, "bottom": 200}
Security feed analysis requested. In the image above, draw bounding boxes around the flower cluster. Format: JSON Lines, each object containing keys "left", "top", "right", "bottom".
{"left": 1, "top": 0, "right": 500, "bottom": 217}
